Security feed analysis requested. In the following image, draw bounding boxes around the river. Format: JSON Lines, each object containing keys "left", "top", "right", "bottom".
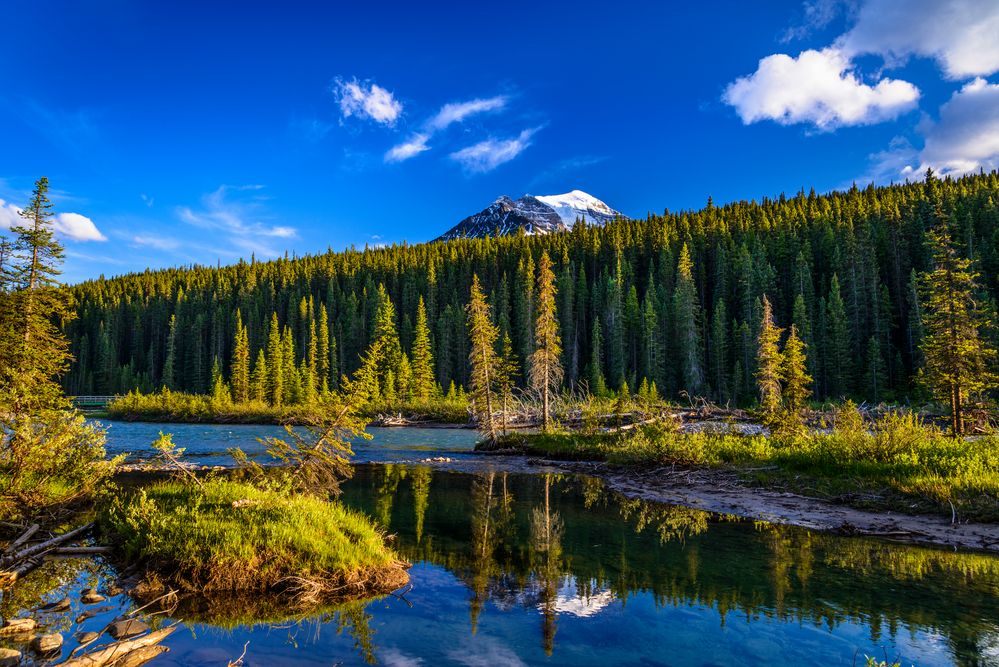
{"left": 3, "top": 420, "right": 998, "bottom": 666}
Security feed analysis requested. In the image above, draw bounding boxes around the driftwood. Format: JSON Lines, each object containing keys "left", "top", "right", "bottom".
{"left": 53, "top": 546, "right": 114, "bottom": 556}
{"left": 4, "top": 523, "right": 40, "bottom": 553}
{"left": 58, "top": 627, "right": 176, "bottom": 667}
{"left": 0, "top": 522, "right": 94, "bottom": 567}
{"left": 108, "top": 644, "right": 169, "bottom": 667}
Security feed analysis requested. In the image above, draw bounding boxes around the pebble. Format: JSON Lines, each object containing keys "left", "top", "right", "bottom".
{"left": 108, "top": 618, "right": 149, "bottom": 639}
{"left": 0, "top": 617, "right": 36, "bottom": 634}
{"left": 33, "top": 632, "right": 63, "bottom": 654}
{"left": 0, "top": 648, "right": 21, "bottom": 667}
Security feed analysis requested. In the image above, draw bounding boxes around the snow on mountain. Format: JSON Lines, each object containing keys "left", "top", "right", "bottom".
{"left": 436, "top": 190, "right": 622, "bottom": 241}
{"left": 535, "top": 190, "right": 620, "bottom": 227}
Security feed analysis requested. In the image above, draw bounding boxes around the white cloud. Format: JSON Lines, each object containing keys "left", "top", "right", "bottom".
{"left": 450, "top": 128, "right": 538, "bottom": 173}
{"left": 54, "top": 212, "right": 106, "bottom": 241}
{"left": 723, "top": 47, "right": 920, "bottom": 130}
{"left": 0, "top": 199, "right": 106, "bottom": 242}
{"left": 919, "top": 78, "right": 999, "bottom": 176}
{"left": 333, "top": 77, "right": 402, "bottom": 126}
{"left": 858, "top": 79, "right": 999, "bottom": 183}
{"left": 838, "top": 0, "right": 999, "bottom": 80}
{"left": 385, "top": 133, "right": 431, "bottom": 163}
{"left": 427, "top": 96, "right": 507, "bottom": 132}
{"left": 177, "top": 185, "right": 297, "bottom": 258}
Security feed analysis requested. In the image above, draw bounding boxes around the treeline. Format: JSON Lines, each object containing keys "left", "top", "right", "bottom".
{"left": 64, "top": 170, "right": 999, "bottom": 409}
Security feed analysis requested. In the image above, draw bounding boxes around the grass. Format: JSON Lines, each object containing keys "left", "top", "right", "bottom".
{"left": 107, "top": 388, "right": 469, "bottom": 424}
{"left": 484, "top": 410, "right": 999, "bottom": 522}
{"left": 100, "top": 477, "right": 407, "bottom": 599}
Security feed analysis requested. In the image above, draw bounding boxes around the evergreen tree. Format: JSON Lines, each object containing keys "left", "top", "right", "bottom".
{"left": 756, "top": 295, "right": 783, "bottom": 417}
{"left": 410, "top": 296, "right": 436, "bottom": 401}
{"left": 827, "top": 274, "right": 852, "bottom": 397}
{"left": 530, "top": 251, "right": 563, "bottom": 430}
{"left": 710, "top": 298, "right": 729, "bottom": 402}
{"left": 467, "top": 275, "right": 499, "bottom": 441}
{"left": 266, "top": 313, "right": 283, "bottom": 405}
{"left": 589, "top": 319, "right": 607, "bottom": 396}
{"left": 251, "top": 349, "right": 268, "bottom": 402}
{"left": 919, "top": 225, "right": 998, "bottom": 434}
{"left": 497, "top": 330, "right": 519, "bottom": 436}
{"left": 162, "top": 314, "right": 177, "bottom": 390}
{"left": 673, "top": 243, "right": 704, "bottom": 396}
{"left": 863, "top": 336, "right": 887, "bottom": 404}
{"left": 317, "top": 302, "right": 331, "bottom": 393}
{"left": 781, "top": 325, "right": 812, "bottom": 415}
{"left": 230, "top": 310, "right": 250, "bottom": 403}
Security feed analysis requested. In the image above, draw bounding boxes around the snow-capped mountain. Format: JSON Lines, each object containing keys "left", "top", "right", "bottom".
{"left": 436, "top": 190, "right": 622, "bottom": 241}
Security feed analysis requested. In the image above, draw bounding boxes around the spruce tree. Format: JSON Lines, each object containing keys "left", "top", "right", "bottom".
{"left": 827, "top": 274, "right": 852, "bottom": 397}
{"left": 230, "top": 310, "right": 250, "bottom": 403}
{"left": 530, "top": 251, "right": 563, "bottom": 430}
{"left": 251, "top": 349, "right": 268, "bottom": 402}
{"left": 497, "top": 330, "right": 519, "bottom": 435}
{"left": 410, "top": 296, "right": 436, "bottom": 401}
{"left": 162, "top": 314, "right": 177, "bottom": 390}
{"left": 266, "top": 313, "right": 283, "bottom": 405}
{"left": 919, "top": 225, "right": 998, "bottom": 434}
{"left": 781, "top": 325, "right": 812, "bottom": 416}
{"left": 673, "top": 243, "right": 704, "bottom": 396}
{"left": 756, "top": 295, "right": 783, "bottom": 417}
{"left": 317, "top": 303, "right": 331, "bottom": 393}
{"left": 467, "top": 275, "right": 499, "bottom": 442}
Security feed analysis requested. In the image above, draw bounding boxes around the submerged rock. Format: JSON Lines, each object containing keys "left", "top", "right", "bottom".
{"left": 0, "top": 617, "right": 36, "bottom": 634}
{"left": 108, "top": 618, "right": 149, "bottom": 639}
{"left": 39, "top": 596, "right": 71, "bottom": 612}
{"left": 32, "top": 632, "right": 63, "bottom": 654}
{"left": 0, "top": 647, "right": 21, "bottom": 666}
{"left": 82, "top": 591, "right": 106, "bottom": 604}
{"left": 76, "top": 630, "right": 100, "bottom": 644}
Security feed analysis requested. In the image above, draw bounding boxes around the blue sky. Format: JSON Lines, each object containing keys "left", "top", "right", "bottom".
{"left": 1, "top": 0, "right": 998, "bottom": 283}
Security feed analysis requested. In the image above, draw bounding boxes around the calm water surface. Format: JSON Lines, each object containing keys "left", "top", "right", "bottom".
{"left": 7, "top": 422, "right": 998, "bottom": 666}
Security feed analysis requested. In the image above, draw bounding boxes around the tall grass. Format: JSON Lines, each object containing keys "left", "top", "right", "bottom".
{"left": 491, "top": 409, "right": 999, "bottom": 521}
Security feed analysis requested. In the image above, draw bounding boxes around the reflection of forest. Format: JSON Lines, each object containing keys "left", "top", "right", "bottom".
{"left": 342, "top": 464, "right": 999, "bottom": 664}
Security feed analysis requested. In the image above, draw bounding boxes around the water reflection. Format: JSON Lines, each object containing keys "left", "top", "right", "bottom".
{"left": 341, "top": 464, "right": 999, "bottom": 666}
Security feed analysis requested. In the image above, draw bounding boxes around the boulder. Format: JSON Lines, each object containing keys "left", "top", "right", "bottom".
{"left": 33, "top": 632, "right": 63, "bottom": 654}
{"left": 0, "top": 647, "right": 21, "bottom": 667}
{"left": 108, "top": 619, "right": 149, "bottom": 640}
{"left": 0, "top": 617, "right": 35, "bottom": 634}
{"left": 39, "top": 597, "right": 70, "bottom": 612}
{"left": 81, "top": 592, "right": 106, "bottom": 604}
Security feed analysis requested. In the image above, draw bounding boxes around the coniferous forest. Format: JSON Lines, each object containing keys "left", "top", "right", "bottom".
{"left": 63, "top": 171, "right": 999, "bottom": 409}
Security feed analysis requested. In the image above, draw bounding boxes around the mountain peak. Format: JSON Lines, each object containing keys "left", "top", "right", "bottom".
{"left": 436, "top": 190, "right": 622, "bottom": 241}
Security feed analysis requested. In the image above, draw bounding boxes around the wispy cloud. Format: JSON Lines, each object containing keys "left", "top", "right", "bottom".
{"left": 385, "top": 133, "right": 431, "bottom": 163}
{"left": 140, "top": 193, "right": 154, "bottom": 208}
{"left": 450, "top": 128, "right": 539, "bottom": 173}
{"left": 426, "top": 96, "right": 507, "bottom": 132}
{"left": 530, "top": 154, "right": 608, "bottom": 187}
{"left": 131, "top": 234, "right": 181, "bottom": 251}
{"left": 333, "top": 77, "right": 402, "bottom": 126}
{"left": 177, "top": 185, "right": 296, "bottom": 258}
{"left": 384, "top": 95, "right": 510, "bottom": 163}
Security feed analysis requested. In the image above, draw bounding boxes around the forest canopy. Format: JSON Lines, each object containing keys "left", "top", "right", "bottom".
{"left": 63, "top": 170, "right": 999, "bottom": 410}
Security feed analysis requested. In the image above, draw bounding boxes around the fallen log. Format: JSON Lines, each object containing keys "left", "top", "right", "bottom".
{"left": 53, "top": 546, "right": 114, "bottom": 556}
{"left": 0, "top": 555, "right": 44, "bottom": 587}
{"left": 108, "top": 644, "right": 169, "bottom": 667}
{"left": 0, "top": 522, "right": 94, "bottom": 567}
{"left": 58, "top": 627, "right": 176, "bottom": 667}
{"left": 4, "top": 524, "right": 40, "bottom": 553}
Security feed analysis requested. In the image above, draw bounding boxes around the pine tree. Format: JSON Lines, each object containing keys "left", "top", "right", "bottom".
{"left": 530, "top": 251, "right": 563, "bottom": 430}
{"left": 251, "top": 349, "right": 268, "bottom": 402}
{"left": 756, "top": 295, "right": 783, "bottom": 417}
{"left": 305, "top": 316, "right": 318, "bottom": 403}
{"left": 919, "top": 225, "right": 998, "bottom": 434}
{"left": 281, "top": 325, "right": 299, "bottom": 404}
{"left": 410, "top": 296, "right": 436, "bottom": 401}
{"left": 781, "top": 325, "right": 812, "bottom": 415}
{"left": 589, "top": 319, "right": 607, "bottom": 396}
{"left": 467, "top": 275, "right": 499, "bottom": 442}
{"left": 230, "top": 310, "right": 250, "bottom": 403}
{"left": 827, "top": 274, "right": 852, "bottom": 397}
{"left": 317, "top": 303, "right": 331, "bottom": 393}
{"left": 496, "top": 330, "right": 519, "bottom": 435}
{"left": 162, "top": 314, "right": 178, "bottom": 390}
{"left": 863, "top": 336, "right": 887, "bottom": 404}
{"left": 674, "top": 243, "right": 704, "bottom": 396}
{"left": 373, "top": 284, "right": 403, "bottom": 396}
{"left": 710, "top": 298, "right": 729, "bottom": 402}
{"left": 266, "top": 313, "right": 283, "bottom": 405}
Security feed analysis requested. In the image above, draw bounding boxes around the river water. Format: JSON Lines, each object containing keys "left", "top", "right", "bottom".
{"left": 3, "top": 421, "right": 998, "bottom": 666}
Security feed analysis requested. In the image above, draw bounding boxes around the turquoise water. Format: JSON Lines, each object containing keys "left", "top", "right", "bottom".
{"left": 11, "top": 423, "right": 999, "bottom": 665}
{"left": 97, "top": 420, "right": 479, "bottom": 465}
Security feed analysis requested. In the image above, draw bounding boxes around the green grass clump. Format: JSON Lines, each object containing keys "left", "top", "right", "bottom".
{"left": 101, "top": 477, "right": 403, "bottom": 593}
{"left": 489, "top": 411, "right": 999, "bottom": 521}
